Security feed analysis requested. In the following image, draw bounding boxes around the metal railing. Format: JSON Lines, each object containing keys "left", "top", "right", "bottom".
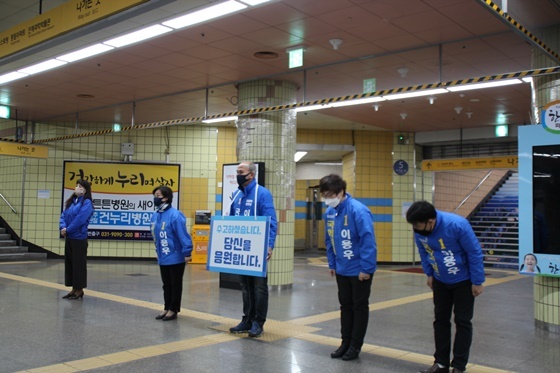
{"left": 0, "top": 193, "right": 17, "bottom": 213}
{"left": 453, "top": 171, "right": 494, "bottom": 214}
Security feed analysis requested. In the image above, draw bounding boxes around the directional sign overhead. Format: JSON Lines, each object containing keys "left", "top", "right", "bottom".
{"left": 422, "top": 156, "right": 518, "bottom": 171}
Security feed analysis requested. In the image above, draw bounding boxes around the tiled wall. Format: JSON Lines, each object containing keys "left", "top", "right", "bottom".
{"left": 1, "top": 122, "right": 220, "bottom": 258}
{"left": 2, "top": 123, "right": 434, "bottom": 264}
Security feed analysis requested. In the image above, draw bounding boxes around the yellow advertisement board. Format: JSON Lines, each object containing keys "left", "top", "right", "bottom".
{"left": 62, "top": 161, "right": 181, "bottom": 241}
{"left": 0, "top": 141, "right": 48, "bottom": 159}
{"left": 0, "top": 0, "right": 148, "bottom": 59}
{"left": 421, "top": 156, "right": 518, "bottom": 171}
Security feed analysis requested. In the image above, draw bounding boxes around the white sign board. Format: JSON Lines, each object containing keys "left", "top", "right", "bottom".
{"left": 207, "top": 216, "right": 270, "bottom": 277}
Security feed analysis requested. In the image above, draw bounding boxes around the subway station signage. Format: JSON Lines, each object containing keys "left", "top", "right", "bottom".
{"left": 421, "top": 156, "right": 518, "bottom": 171}
{"left": 0, "top": 0, "right": 148, "bottom": 59}
{"left": 0, "top": 141, "right": 48, "bottom": 159}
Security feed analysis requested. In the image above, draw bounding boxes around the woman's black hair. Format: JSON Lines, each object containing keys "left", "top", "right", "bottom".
{"left": 319, "top": 174, "right": 347, "bottom": 196}
{"left": 520, "top": 253, "right": 541, "bottom": 273}
{"left": 64, "top": 179, "right": 92, "bottom": 210}
{"left": 152, "top": 185, "right": 173, "bottom": 203}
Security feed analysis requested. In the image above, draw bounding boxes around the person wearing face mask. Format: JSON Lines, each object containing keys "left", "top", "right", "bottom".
{"left": 228, "top": 161, "right": 277, "bottom": 338}
{"left": 319, "top": 174, "right": 377, "bottom": 361}
{"left": 60, "top": 179, "right": 94, "bottom": 300}
{"left": 150, "top": 186, "right": 193, "bottom": 321}
{"left": 406, "top": 201, "right": 485, "bottom": 373}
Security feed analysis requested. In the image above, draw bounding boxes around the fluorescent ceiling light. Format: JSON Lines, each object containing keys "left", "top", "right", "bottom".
{"left": 294, "top": 151, "right": 307, "bottom": 162}
{"left": 57, "top": 44, "right": 115, "bottom": 62}
{"left": 0, "top": 71, "right": 29, "bottom": 84}
{"left": 103, "top": 25, "right": 172, "bottom": 47}
{"left": 18, "top": 59, "right": 68, "bottom": 75}
{"left": 447, "top": 79, "right": 522, "bottom": 92}
{"left": 522, "top": 77, "right": 533, "bottom": 83}
{"left": 202, "top": 115, "right": 238, "bottom": 123}
{"left": 294, "top": 104, "right": 332, "bottom": 112}
{"left": 163, "top": 1, "right": 247, "bottom": 29}
{"left": 331, "top": 97, "right": 386, "bottom": 108}
{"left": 384, "top": 88, "right": 448, "bottom": 100}
{"left": 314, "top": 162, "right": 343, "bottom": 166}
{"left": 238, "top": 0, "right": 271, "bottom": 5}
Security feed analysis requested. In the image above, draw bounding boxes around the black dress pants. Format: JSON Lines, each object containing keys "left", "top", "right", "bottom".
{"left": 64, "top": 238, "right": 88, "bottom": 288}
{"left": 432, "top": 278, "right": 475, "bottom": 371}
{"left": 336, "top": 273, "right": 374, "bottom": 349}
{"left": 159, "top": 262, "right": 186, "bottom": 313}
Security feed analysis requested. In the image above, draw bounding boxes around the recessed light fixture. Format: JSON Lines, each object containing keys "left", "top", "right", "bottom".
{"left": 253, "top": 51, "right": 279, "bottom": 59}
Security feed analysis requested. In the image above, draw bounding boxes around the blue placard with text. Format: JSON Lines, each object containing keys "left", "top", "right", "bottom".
{"left": 206, "top": 215, "right": 270, "bottom": 277}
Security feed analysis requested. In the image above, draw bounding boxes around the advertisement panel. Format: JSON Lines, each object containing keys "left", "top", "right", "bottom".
{"left": 62, "top": 161, "right": 180, "bottom": 240}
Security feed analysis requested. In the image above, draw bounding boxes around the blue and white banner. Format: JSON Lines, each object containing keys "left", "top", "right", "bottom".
{"left": 207, "top": 216, "right": 270, "bottom": 277}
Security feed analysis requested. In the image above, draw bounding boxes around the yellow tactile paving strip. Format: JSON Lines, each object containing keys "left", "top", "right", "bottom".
{"left": 0, "top": 262, "right": 522, "bottom": 373}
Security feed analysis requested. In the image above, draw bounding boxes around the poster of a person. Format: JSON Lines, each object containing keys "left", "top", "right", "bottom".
{"left": 520, "top": 253, "right": 541, "bottom": 274}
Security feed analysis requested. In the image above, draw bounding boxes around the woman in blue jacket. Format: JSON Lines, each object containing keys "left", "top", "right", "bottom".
{"left": 60, "top": 179, "right": 94, "bottom": 300}
{"left": 320, "top": 174, "right": 377, "bottom": 361}
{"left": 151, "top": 186, "right": 193, "bottom": 321}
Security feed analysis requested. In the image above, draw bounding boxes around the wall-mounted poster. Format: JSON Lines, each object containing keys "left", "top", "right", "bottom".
{"left": 220, "top": 162, "right": 265, "bottom": 216}
{"left": 62, "top": 161, "right": 180, "bottom": 240}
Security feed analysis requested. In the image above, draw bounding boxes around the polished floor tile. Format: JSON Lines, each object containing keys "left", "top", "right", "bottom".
{"left": 0, "top": 256, "right": 558, "bottom": 373}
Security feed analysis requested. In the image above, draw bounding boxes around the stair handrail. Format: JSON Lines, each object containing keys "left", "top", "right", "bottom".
{"left": 0, "top": 193, "right": 17, "bottom": 214}
{"left": 466, "top": 170, "right": 514, "bottom": 221}
{"left": 453, "top": 171, "right": 494, "bottom": 214}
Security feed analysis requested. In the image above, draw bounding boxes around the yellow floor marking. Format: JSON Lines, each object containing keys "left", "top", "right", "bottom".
{"left": 296, "top": 333, "right": 518, "bottom": 373}
{"left": 1, "top": 266, "right": 526, "bottom": 373}
{"left": 0, "top": 261, "right": 41, "bottom": 265}
{"left": 17, "top": 334, "right": 238, "bottom": 373}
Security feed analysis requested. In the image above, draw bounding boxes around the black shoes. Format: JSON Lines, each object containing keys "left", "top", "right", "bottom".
{"left": 155, "top": 311, "right": 168, "bottom": 320}
{"left": 62, "top": 291, "right": 75, "bottom": 299}
{"left": 162, "top": 312, "right": 177, "bottom": 321}
{"left": 331, "top": 344, "right": 350, "bottom": 359}
{"left": 229, "top": 320, "right": 252, "bottom": 334}
{"left": 248, "top": 321, "right": 263, "bottom": 338}
{"left": 341, "top": 346, "right": 360, "bottom": 361}
{"left": 68, "top": 290, "right": 84, "bottom": 300}
{"left": 419, "top": 363, "right": 450, "bottom": 373}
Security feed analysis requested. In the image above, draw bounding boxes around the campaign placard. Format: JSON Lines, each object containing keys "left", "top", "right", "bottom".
{"left": 207, "top": 216, "right": 270, "bottom": 277}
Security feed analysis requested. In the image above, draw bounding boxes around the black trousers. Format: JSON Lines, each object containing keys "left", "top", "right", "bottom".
{"left": 64, "top": 238, "right": 88, "bottom": 288}
{"left": 336, "top": 273, "right": 374, "bottom": 349}
{"left": 159, "top": 262, "right": 186, "bottom": 313}
{"left": 432, "top": 279, "right": 475, "bottom": 371}
{"left": 239, "top": 274, "right": 269, "bottom": 325}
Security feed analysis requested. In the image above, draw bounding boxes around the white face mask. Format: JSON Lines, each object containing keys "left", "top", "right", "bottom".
{"left": 75, "top": 186, "right": 85, "bottom": 196}
{"left": 324, "top": 197, "right": 340, "bottom": 208}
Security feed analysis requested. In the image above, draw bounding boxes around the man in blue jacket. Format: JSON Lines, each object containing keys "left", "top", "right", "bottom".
{"left": 406, "top": 201, "right": 485, "bottom": 373}
{"left": 320, "top": 174, "right": 377, "bottom": 361}
{"left": 228, "top": 161, "right": 277, "bottom": 338}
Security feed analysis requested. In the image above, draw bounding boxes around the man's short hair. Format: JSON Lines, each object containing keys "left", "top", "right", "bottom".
{"left": 319, "top": 174, "right": 347, "bottom": 195}
{"left": 152, "top": 185, "right": 173, "bottom": 203}
{"left": 406, "top": 201, "right": 436, "bottom": 224}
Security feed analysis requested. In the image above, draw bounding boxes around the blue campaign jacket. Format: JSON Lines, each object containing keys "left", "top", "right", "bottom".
{"left": 59, "top": 196, "right": 94, "bottom": 240}
{"left": 324, "top": 194, "right": 377, "bottom": 276}
{"left": 414, "top": 210, "right": 485, "bottom": 285}
{"left": 229, "top": 179, "right": 277, "bottom": 249}
{"left": 150, "top": 206, "right": 193, "bottom": 266}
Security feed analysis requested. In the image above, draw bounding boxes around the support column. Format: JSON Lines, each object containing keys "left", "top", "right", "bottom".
{"left": 531, "top": 24, "right": 560, "bottom": 333}
{"left": 237, "top": 80, "right": 298, "bottom": 289}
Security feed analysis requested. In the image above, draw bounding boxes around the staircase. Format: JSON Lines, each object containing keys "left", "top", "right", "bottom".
{"left": 470, "top": 171, "right": 519, "bottom": 268}
{"left": 0, "top": 226, "right": 47, "bottom": 261}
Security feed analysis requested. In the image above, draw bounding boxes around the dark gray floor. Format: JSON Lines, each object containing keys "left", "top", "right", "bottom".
{"left": 0, "top": 255, "right": 558, "bottom": 373}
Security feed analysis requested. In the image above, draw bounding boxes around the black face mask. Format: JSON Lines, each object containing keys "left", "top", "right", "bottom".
{"left": 237, "top": 173, "right": 250, "bottom": 186}
{"left": 413, "top": 221, "right": 434, "bottom": 236}
{"left": 154, "top": 197, "right": 164, "bottom": 207}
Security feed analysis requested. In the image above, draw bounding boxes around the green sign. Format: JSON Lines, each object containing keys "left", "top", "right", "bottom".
{"left": 363, "top": 78, "right": 376, "bottom": 93}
